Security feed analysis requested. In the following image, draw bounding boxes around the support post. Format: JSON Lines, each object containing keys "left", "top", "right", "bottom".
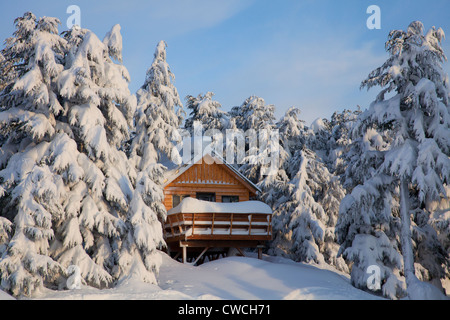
{"left": 257, "top": 245, "right": 264, "bottom": 260}
{"left": 180, "top": 243, "right": 187, "bottom": 264}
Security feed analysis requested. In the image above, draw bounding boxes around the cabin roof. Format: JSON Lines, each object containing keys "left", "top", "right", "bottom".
{"left": 162, "top": 144, "right": 261, "bottom": 194}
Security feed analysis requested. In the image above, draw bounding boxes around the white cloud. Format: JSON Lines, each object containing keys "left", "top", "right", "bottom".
{"left": 97, "top": 0, "right": 256, "bottom": 38}
{"left": 212, "top": 35, "right": 387, "bottom": 124}
{"left": 149, "top": 0, "right": 255, "bottom": 31}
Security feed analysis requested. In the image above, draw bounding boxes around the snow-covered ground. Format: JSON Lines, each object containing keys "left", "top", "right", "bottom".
{"left": 0, "top": 253, "right": 381, "bottom": 300}
{"left": 0, "top": 289, "right": 14, "bottom": 300}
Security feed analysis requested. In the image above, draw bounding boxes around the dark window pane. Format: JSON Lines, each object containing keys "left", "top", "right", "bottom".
{"left": 172, "top": 195, "right": 181, "bottom": 208}
{"left": 196, "top": 193, "right": 216, "bottom": 202}
{"left": 222, "top": 196, "right": 239, "bottom": 203}
{"left": 173, "top": 195, "right": 190, "bottom": 208}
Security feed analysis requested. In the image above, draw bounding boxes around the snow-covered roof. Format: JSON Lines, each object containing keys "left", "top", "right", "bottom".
{"left": 162, "top": 137, "right": 261, "bottom": 193}
{"left": 167, "top": 198, "right": 272, "bottom": 215}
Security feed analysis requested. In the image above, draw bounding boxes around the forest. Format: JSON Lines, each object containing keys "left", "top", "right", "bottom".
{"left": 0, "top": 12, "right": 449, "bottom": 300}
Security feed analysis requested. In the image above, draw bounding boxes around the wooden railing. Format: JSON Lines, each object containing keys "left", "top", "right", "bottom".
{"left": 164, "top": 212, "right": 272, "bottom": 242}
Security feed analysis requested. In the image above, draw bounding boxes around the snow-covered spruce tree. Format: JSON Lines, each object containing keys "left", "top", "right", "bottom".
{"left": 184, "top": 92, "right": 229, "bottom": 134}
{"left": 268, "top": 107, "right": 305, "bottom": 208}
{"left": 234, "top": 95, "right": 276, "bottom": 183}
{"left": 54, "top": 24, "right": 138, "bottom": 288}
{"left": 131, "top": 40, "right": 184, "bottom": 165}
{"left": 122, "top": 40, "right": 183, "bottom": 283}
{"left": 308, "top": 117, "right": 331, "bottom": 159}
{"left": 269, "top": 108, "right": 348, "bottom": 271}
{"left": 362, "top": 21, "right": 449, "bottom": 299}
{"left": 336, "top": 173, "right": 405, "bottom": 298}
{"left": 0, "top": 14, "right": 138, "bottom": 296}
{"left": 233, "top": 96, "right": 290, "bottom": 209}
{"left": 270, "top": 147, "right": 348, "bottom": 272}
{"left": 0, "top": 52, "right": 14, "bottom": 93}
{"left": 118, "top": 163, "right": 166, "bottom": 284}
{"left": 306, "top": 108, "right": 362, "bottom": 179}
{"left": 336, "top": 105, "right": 405, "bottom": 299}
{"left": 326, "top": 108, "right": 361, "bottom": 176}
{"left": 184, "top": 92, "right": 230, "bottom": 163}
{"left": 339, "top": 21, "right": 450, "bottom": 299}
{"left": 0, "top": 13, "right": 68, "bottom": 296}
{"left": 276, "top": 106, "right": 305, "bottom": 159}
{"left": 0, "top": 217, "right": 12, "bottom": 255}
{"left": 428, "top": 185, "right": 450, "bottom": 292}
{"left": 231, "top": 95, "right": 276, "bottom": 134}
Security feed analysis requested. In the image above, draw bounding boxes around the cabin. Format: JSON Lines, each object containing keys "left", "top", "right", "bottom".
{"left": 162, "top": 152, "right": 273, "bottom": 265}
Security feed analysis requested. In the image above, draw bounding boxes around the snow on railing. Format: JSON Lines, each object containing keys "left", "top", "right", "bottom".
{"left": 164, "top": 212, "right": 272, "bottom": 239}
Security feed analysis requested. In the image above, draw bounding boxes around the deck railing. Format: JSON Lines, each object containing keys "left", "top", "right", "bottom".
{"left": 164, "top": 212, "right": 272, "bottom": 242}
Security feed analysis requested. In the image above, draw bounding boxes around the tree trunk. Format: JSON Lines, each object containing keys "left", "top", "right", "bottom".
{"left": 399, "top": 179, "right": 419, "bottom": 296}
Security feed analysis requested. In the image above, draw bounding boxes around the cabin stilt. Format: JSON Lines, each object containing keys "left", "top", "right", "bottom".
{"left": 181, "top": 244, "right": 187, "bottom": 264}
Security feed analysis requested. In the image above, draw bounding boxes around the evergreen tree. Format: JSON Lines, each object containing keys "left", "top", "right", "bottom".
{"left": 122, "top": 40, "right": 183, "bottom": 283}
{"left": 232, "top": 96, "right": 290, "bottom": 212}
{"left": 0, "top": 13, "right": 137, "bottom": 296}
{"left": 338, "top": 21, "right": 449, "bottom": 299}
{"left": 308, "top": 117, "right": 331, "bottom": 161}
{"left": 131, "top": 40, "right": 184, "bottom": 165}
{"left": 184, "top": 92, "right": 228, "bottom": 134}
{"left": 52, "top": 24, "right": 136, "bottom": 289}
{"left": 0, "top": 12, "right": 67, "bottom": 296}
{"left": 269, "top": 107, "right": 348, "bottom": 271}
{"left": 118, "top": 163, "right": 166, "bottom": 284}
{"left": 231, "top": 95, "right": 275, "bottom": 133}
{"left": 336, "top": 173, "right": 405, "bottom": 298}
{"left": 362, "top": 21, "right": 449, "bottom": 299}
{"left": 270, "top": 148, "right": 347, "bottom": 272}
{"left": 0, "top": 217, "right": 12, "bottom": 256}
{"left": 276, "top": 107, "right": 305, "bottom": 159}
{"left": 234, "top": 96, "right": 276, "bottom": 181}
{"left": 428, "top": 185, "right": 450, "bottom": 290}
{"left": 327, "top": 108, "right": 361, "bottom": 176}
{"left": 267, "top": 107, "right": 304, "bottom": 208}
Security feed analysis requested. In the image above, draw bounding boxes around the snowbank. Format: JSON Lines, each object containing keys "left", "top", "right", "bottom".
{"left": 158, "top": 253, "right": 381, "bottom": 300}
{"left": 167, "top": 198, "right": 272, "bottom": 215}
{"left": 0, "top": 290, "right": 15, "bottom": 300}
{"left": 34, "top": 253, "right": 381, "bottom": 300}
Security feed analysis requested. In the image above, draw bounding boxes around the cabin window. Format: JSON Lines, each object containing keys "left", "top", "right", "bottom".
{"left": 222, "top": 195, "right": 239, "bottom": 203}
{"left": 172, "top": 195, "right": 190, "bottom": 208}
{"left": 196, "top": 193, "right": 216, "bottom": 202}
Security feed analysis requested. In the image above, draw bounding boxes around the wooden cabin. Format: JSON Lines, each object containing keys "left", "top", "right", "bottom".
{"left": 162, "top": 153, "right": 273, "bottom": 264}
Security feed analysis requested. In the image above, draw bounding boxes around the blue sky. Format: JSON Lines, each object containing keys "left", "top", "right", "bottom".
{"left": 1, "top": 0, "right": 449, "bottom": 124}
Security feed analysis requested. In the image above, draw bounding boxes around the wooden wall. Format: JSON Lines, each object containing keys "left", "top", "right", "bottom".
{"left": 164, "top": 160, "right": 256, "bottom": 211}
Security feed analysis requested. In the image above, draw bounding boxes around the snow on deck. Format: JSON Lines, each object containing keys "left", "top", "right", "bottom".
{"left": 167, "top": 198, "right": 272, "bottom": 215}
